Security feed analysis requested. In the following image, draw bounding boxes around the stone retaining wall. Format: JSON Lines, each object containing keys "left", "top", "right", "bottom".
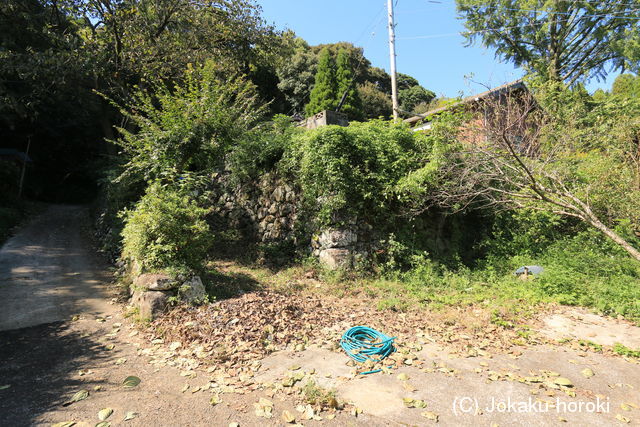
{"left": 210, "top": 172, "right": 301, "bottom": 244}
{"left": 209, "top": 172, "right": 382, "bottom": 270}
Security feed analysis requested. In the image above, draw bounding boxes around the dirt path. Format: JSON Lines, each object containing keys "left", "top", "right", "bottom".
{"left": 0, "top": 205, "right": 113, "bottom": 331}
{"left": 0, "top": 206, "right": 639, "bottom": 426}
{"left": 0, "top": 206, "right": 231, "bottom": 426}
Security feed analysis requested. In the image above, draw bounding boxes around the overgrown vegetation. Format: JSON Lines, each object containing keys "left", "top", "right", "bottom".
{"left": 3, "top": 1, "right": 639, "bottom": 335}
{"left": 120, "top": 181, "right": 212, "bottom": 273}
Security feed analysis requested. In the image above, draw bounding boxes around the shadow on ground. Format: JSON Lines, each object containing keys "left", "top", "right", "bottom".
{"left": 0, "top": 322, "right": 110, "bottom": 425}
{"left": 203, "top": 268, "right": 263, "bottom": 300}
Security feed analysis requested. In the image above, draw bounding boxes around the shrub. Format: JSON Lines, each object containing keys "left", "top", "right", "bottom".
{"left": 120, "top": 181, "right": 213, "bottom": 272}
{"left": 285, "top": 120, "right": 430, "bottom": 226}
{"left": 227, "top": 115, "right": 298, "bottom": 184}
{"left": 110, "top": 60, "right": 266, "bottom": 183}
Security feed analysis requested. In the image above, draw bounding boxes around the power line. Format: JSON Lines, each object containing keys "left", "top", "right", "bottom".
{"left": 353, "top": 3, "right": 387, "bottom": 45}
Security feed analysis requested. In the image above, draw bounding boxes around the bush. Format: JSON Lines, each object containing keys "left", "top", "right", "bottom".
{"left": 285, "top": 120, "right": 430, "bottom": 226}
{"left": 227, "top": 115, "right": 298, "bottom": 184}
{"left": 110, "top": 60, "right": 266, "bottom": 183}
{"left": 121, "top": 181, "right": 213, "bottom": 272}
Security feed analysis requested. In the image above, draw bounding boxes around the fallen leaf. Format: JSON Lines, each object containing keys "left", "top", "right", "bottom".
{"left": 62, "top": 390, "right": 89, "bottom": 406}
{"left": 229, "top": 423, "right": 239, "bottom": 427}
{"left": 98, "top": 408, "right": 113, "bottom": 421}
{"left": 421, "top": 411, "right": 439, "bottom": 421}
{"left": 621, "top": 403, "right": 631, "bottom": 411}
{"left": 616, "top": 414, "right": 631, "bottom": 423}
{"left": 123, "top": 411, "right": 138, "bottom": 421}
{"left": 282, "top": 410, "right": 295, "bottom": 423}
{"left": 210, "top": 394, "right": 222, "bottom": 406}
{"left": 300, "top": 404, "right": 314, "bottom": 420}
{"left": 581, "top": 368, "right": 595, "bottom": 378}
{"left": 403, "top": 398, "right": 427, "bottom": 408}
{"left": 254, "top": 397, "right": 274, "bottom": 418}
{"left": 554, "top": 377, "right": 573, "bottom": 387}
{"left": 52, "top": 422, "right": 75, "bottom": 427}
{"left": 0, "top": 385, "right": 10, "bottom": 390}
{"left": 397, "top": 373, "right": 409, "bottom": 381}
{"left": 95, "top": 423, "right": 110, "bottom": 427}
{"left": 115, "top": 358, "right": 127, "bottom": 365}
{"left": 402, "top": 382, "right": 417, "bottom": 392}
{"left": 105, "top": 344, "right": 115, "bottom": 350}
{"left": 123, "top": 376, "right": 141, "bottom": 388}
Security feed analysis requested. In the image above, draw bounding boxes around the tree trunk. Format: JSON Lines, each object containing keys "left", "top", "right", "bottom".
{"left": 586, "top": 215, "right": 640, "bottom": 262}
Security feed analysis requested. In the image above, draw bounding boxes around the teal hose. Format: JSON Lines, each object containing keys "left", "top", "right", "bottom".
{"left": 340, "top": 326, "right": 396, "bottom": 374}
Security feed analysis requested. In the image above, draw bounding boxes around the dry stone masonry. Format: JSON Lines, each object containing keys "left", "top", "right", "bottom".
{"left": 211, "top": 171, "right": 300, "bottom": 244}
{"left": 210, "top": 171, "right": 379, "bottom": 270}
{"left": 130, "top": 273, "right": 206, "bottom": 320}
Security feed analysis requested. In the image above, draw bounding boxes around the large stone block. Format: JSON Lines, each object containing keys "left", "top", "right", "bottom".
{"left": 319, "top": 248, "right": 353, "bottom": 270}
{"left": 179, "top": 275, "right": 206, "bottom": 305}
{"left": 131, "top": 290, "right": 170, "bottom": 320}
{"left": 134, "top": 273, "right": 178, "bottom": 291}
{"left": 318, "top": 229, "right": 357, "bottom": 248}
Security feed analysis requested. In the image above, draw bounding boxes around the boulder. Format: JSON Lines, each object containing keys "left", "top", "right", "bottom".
{"left": 319, "top": 248, "right": 353, "bottom": 270}
{"left": 180, "top": 276, "right": 207, "bottom": 305}
{"left": 131, "top": 290, "right": 170, "bottom": 320}
{"left": 318, "top": 229, "right": 357, "bottom": 248}
{"left": 134, "top": 273, "right": 178, "bottom": 291}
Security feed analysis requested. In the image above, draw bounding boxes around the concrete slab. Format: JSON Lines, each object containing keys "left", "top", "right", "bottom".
{"left": 257, "top": 343, "right": 640, "bottom": 426}
{"left": 539, "top": 308, "right": 640, "bottom": 348}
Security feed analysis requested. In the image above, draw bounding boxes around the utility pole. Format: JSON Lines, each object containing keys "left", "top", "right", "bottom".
{"left": 387, "top": 0, "right": 399, "bottom": 120}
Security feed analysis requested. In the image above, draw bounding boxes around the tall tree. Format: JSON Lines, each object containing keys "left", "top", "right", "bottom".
{"left": 335, "top": 48, "right": 363, "bottom": 120}
{"left": 456, "top": 0, "right": 640, "bottom": 85}
{"left": 305, "top": 47, "right": 337, "bottom": 116}
{"left": 612, "top": 74, "right": 640, "bottom": 98}
{"left": 399, "top": 86, "right": 436, "bottom": 114}
{"left": 276, "top": 38, "right": 317, "bottom": 115}
{"left": 357, "top": 82, "right": 392, "bottom": 119}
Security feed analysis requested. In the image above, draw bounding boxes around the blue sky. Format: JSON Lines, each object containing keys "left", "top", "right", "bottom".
{"left": 258, "top": 0, "right": 615, "bottom": 98}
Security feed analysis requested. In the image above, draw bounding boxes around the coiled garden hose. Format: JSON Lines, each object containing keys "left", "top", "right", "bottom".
{"left": 340, "top": 326, "right": 396, "bottom": 374}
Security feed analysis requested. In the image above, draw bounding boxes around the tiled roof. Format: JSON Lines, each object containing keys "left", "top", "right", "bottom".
{"left": 404, "top": 80, "right": 526, "bottom": 125}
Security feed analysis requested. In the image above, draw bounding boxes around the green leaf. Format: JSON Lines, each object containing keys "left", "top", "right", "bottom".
{"left": 210, "top": 395, "right": 222, "bottom": 406}
{"left": 554, "top": 377, "right": 574, "bottom": 387}
{"left": 123, "top": 376, "right": 141, "bottom": 388}
{"left": 123, "top": 411, "right": 138, "bottom": 421}
{"left": 581, "top": 368, "right": 595, "bottom": 378}
{"left": 63, "top": 390, "right": 89, "bottom": 406}
{"left": 98, "top": 408, "right": 113, "bottom": 421}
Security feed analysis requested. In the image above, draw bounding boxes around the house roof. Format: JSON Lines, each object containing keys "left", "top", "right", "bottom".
{"left": 403, "top": 80, "right": 526, "bottom": 126}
